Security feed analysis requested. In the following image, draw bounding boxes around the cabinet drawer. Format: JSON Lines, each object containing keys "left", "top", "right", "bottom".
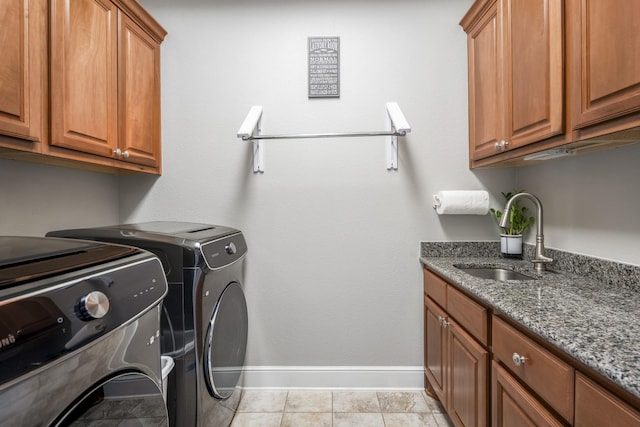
{"left": 447, "top": 285, "right": 488, "bottom": 346}
{"left": 423, "top": 268, "right": 447, "bottom": 309}
{"left": 575, "top": 373, "right": 640, "bottom": 427}
{"left": 492, "top": 361, "right": 564, "bottom": 427}
{"left": 492, "top": 316, "right": 574, "bottom": 423}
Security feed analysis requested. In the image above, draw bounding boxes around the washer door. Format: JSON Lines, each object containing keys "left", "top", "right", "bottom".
{"left": 204, "top": 282, "right": 248, "bottom": 399}
{"left": 54, "top": 372, "right": 168, "bottom": 426}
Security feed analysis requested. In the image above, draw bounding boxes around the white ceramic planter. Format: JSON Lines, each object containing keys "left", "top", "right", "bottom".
{"left": 500, "top": 234, "right": 523, "bottom": 256}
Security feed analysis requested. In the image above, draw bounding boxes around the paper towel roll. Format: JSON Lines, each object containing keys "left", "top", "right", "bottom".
{"left": 432, "top": 190, "right": 489, "bottom": 215}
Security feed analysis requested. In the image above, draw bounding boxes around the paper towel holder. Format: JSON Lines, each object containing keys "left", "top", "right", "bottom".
{"left": 432, "top": 190, "right": 490, "bottom": 215}
{"left": 237, "top": 102, "right": 411, "bottom": 172}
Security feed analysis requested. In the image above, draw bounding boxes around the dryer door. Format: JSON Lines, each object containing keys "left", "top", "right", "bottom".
{"left": 53, "top": 372, "right": 168, "bottom": 426}
{"left": 204, "top": 282, "right": 248, "bottom": 399}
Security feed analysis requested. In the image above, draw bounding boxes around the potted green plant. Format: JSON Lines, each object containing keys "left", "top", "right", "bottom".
{"left": 490, "top": 190, "right": 535, "bottom": 257}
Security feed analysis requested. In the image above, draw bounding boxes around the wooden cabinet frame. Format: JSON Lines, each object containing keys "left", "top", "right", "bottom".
{"left": 423, "top": 266, "right": 640, "bottom": 426}
{"left": 461, "top": 0, "right": 640, "bottom": 168}
{"left": 1, "top": 0, "right": 165, "bottom": 174}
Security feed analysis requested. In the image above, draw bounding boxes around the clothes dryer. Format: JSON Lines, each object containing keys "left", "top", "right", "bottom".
{"left": 48, "top": 222, "right": 249, "bottom": 427}
{"left": 0, "top": 236, "right": 168, "bottom": 426}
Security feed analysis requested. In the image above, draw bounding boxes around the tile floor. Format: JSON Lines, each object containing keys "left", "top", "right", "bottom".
{"left": 231, "top": 390, "right": 453, "bottom": 427}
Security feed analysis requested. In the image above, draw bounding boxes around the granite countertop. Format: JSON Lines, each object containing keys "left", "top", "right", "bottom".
{"left": 420, "top": 242, "right": 640, "bottom": 400}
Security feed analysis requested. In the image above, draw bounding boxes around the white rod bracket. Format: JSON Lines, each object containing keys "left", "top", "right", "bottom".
{"left": 237, "top": 106, "right": 264, "bottom": 172}
{"left": 386, "top": 102, "right": 411, "bottom": 170}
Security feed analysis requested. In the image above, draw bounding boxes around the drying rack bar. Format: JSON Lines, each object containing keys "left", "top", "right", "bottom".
{"left": 237, "top": 102, "right": 411, "bottom": 172}
{"left": 240, "top": 130, "right": 407, "bottom": 141}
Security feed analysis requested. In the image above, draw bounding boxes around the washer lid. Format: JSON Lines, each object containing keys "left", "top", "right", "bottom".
{"left": 0, "top": 236, "right": 139, "bottom": 289}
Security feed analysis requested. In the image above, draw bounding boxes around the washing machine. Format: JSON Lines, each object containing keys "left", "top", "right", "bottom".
{"left": 48, "top": 222, "right": 249, "bottom": 427}
{"left": 0, "top": 236, "right": 168, "bottom": 426}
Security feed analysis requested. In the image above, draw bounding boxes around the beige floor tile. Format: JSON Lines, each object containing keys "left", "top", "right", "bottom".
{"left": 237, "top": 390, "right": 288, "bottom": 412}
{"left": 230, "top": 412, "right": 282, "bottom": 427}
{"left": 383, "top": 413, "right": 441, "bottom": 427}
{"left": 421, "top": 391, "right": 446, "bottom": 413}
{"left": 285, "top": 390, "right": 332, "bottom": 412}
{"left": 281, "top": 412, "right": 332, "bottom": 427}
{"left": 377, "top": 391, "right": 431, "bottom": 413}
{"left": 334, "top": 412, "right": 386, "bottom": 427}
{"left": 333, "top": 391, "right": 381, "bottom": 413}
{"left": 433, "top": 412, "right": 454, "bottom": 427}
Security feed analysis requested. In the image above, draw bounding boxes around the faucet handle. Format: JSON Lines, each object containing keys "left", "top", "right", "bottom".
{"left": 532, "top": 254, "right": 553, "bottom": 272}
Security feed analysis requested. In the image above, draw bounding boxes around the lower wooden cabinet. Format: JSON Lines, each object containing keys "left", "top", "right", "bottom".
{"left": 492, "top": 361, "right": 564, "bottom": 427}
{"left": 575, "top": 373, "right": 640, "bottom": 427}
{"left": 492, "top": 315, "right": 574, "bottom": 423}
{"left": 424, "top": 269, "right": 489, "bottom": 427}
{"left": 423, "top": 267, "right": 640, "bottom": 426}
{"left": 425, "top": 296, "right": 448, "bottom": 406}
{"left": 449, "top": 318, "right": 488, "bottom": 427}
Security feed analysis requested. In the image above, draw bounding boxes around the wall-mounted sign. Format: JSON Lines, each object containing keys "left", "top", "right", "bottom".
{"left": 308, "top": 37, "right": 340, "bottom": 98}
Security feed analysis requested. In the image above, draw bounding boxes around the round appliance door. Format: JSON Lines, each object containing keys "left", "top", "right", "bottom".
{"left": 204, "top": 282, "right": 248, "bottom": 399}
{"left": 54, "top": 373, "right": 168, "bottom": 426}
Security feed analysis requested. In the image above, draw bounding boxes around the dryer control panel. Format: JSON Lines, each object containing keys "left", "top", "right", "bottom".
{"left": 0, "top": 255, "right": 167, "bottom": 387}
{"left": 200, "top": 233, "right": 248, "bottom": 270}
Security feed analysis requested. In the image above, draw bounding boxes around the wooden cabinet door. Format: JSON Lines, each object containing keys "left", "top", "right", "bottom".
{"left": 492, "top": 362, "right": 563, "bottom": 427}
{"left": 118, "top": 12, "right": 161, "bottom": 169}
{"left": 501, "top": 0, "right": 563, "bottom": 149}
{"left": 571, "top": 0, "right": 640, "bottom": 129}
{"left": 50, "top": 0, "right": 118, "bottom": 158}
{"left": 466, "top": 1, "right": 502, "bottom": 162}
{"left": 575, "top": 373, "right": 640, "bottom": 427}
{"left": 424, "top": 296, "right": 448, "bottom": 407}
{"left": 448, "top": 319, "right": 488, "bottom": 427}
{"left": 0, "top": 0, "right": 46, "bottom": 150}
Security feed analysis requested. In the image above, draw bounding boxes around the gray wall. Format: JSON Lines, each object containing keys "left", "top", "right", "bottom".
{"left": 0, "top": 159, "right": 119, "bottom": 236}
{"left": 1, "top": 0, "right": 639, "bottom": 388}
{"left": 516, "top": 143, "right": 640, "bottom": 265}
{"left": 126, "top": 0, "right": 510, "bottom": 385}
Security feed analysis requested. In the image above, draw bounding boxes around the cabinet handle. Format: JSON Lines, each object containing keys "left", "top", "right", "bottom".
{"left": 512, "top": 352, "right": 527, "bottom": 367}
{"left": 494, "top": 140, "right": 509, "bottom": 151}
{"left": 438, "top": 316, "right": 450, "bottom": 328}
{"left": 114, "top": 148, "right": 131, "bottom": 159}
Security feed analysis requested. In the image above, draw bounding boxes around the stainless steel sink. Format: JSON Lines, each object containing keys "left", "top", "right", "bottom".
{"left": 455, "top": 267, "right": 536, "bottom": 281}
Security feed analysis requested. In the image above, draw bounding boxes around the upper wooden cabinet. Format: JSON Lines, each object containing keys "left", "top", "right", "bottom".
{"left": 48, "top": 0, "right": 165, "bottom": 173}
{"left": 461, "top": 0, "right": 564, "bottom": 166}
{"left": 0, "top": 0, "right": 165, "bottom": 174}
{"left": 50, "top": 0, "right": 119, "bottom": 159}
{"left": 0, "top": 0, "right": 47, "bottom": 153}
{"left": 118, "top": 13, "right": 162, "bottom": 168}
{"left": 461, "top": 0, "right": 640, "bottom": 168}
{"left": 569, "top": 0, "right": 640, "bottom": 135}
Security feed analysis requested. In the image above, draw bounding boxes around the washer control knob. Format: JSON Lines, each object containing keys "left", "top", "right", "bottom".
{"left": 77, "top": 291, "right": 110, "bottom": 321}
{"left": 225, "top": 242, "right": 237, "bottom": 255}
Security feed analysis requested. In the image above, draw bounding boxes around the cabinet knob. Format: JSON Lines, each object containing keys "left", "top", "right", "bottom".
{"left": 512, "top": 352, "right": 527, "bottom": 367}
{"left": 438, "top": 316, "right": 450, "bottom": 328}
{"left": 494, "top": 140, "right": 508, "bottom": 151}
{"left": 114, "top": 148, "right": 130, "bottom": 159}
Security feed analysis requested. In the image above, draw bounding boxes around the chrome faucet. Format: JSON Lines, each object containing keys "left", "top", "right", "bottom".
{"left": 498, "top": 192, "right": 552, "bottom": 272}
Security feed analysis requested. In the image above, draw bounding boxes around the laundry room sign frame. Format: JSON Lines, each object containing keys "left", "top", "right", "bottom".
{"left": 308, "top": 36, "right": 340, "bottom": 98}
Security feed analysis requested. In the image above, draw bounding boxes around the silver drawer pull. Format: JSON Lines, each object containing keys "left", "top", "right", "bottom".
{"left": 494, "top": 140, "right": 508, "bottom": 151}
{"left": 512, "top": 352, "right": 527, "bottom": 367}
{"left": 437, "top": 316, "right": 450, "bottom": 328}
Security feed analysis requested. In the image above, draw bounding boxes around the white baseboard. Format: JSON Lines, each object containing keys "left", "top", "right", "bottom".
{"left": 241, "top": 366, "right": 424, "bottom": 390}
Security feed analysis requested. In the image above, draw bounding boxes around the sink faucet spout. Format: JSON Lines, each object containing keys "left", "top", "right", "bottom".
{"left": 498, "top": 192, "right": 552, "bottom": 271}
